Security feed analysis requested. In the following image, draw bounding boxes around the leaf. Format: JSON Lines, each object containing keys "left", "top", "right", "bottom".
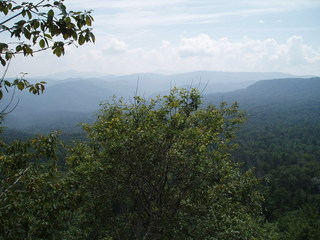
{"left": 0, "top": 57, "right": 6, "bottom": 66}
{"left": 17, "top": 82, "right": 25, "bottom": 91}
{"left": 53, "top": 47, "right": 62, "bottom": 57}
{"left": 0, "top": 90, "right": 3, "bottom": 100}
{"left": 27, "top": 10, "right": 32, "bottom": 19}
{"left": 78, "top": 35, "right": 85, "bottom": 45}
{"left": 39, "top": 39, "right": 45, "bottom": 48}
{"left": 85, "top": 16, "right": 92, "bottom": 26}
{"left": 33, "top": 20, "right": 40, "bottom": 30}
{"left": 65, "top": 17, "right": 71, "bottom": 23}
{"left": 24, "top": 29, "right": 31, "bottom": 40}
{"left": 90, "top": 32, "right": 95, "bottom": 43}
{"left": 44, "top": 34, "right": 52, "bottom": 39}
{"left": 0, "top": 43, "right": 9, "bottom": 52}
{"left": 48, "top": 9, "right": 54, "bottom": 17}
{"left": 4, "top": 81, "right": 11, "bottom": 87}
{"left": 16, "top": 45, "right": 22, "bottom": 52}
{"left": 5, "top": 52, "right": 12, "bottom": 60}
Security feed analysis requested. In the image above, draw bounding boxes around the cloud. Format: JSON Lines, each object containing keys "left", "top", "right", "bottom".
{"left": 72, "top": 35, "right": 320, "bottom": 75}
{"left": 103, "top": 36, "right": 128, "bottom": 54}
{"left": 178, "top": 34, "right": 219, "bottom": 57}
{"left": 6, "top": 35, "right": 320, "bottom": 77}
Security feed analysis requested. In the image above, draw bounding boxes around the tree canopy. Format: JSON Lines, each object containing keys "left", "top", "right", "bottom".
{"left": 65, "top": 88, "right": 277, "bottom": 240}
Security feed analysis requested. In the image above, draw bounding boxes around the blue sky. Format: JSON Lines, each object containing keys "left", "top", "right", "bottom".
{"left": 6, "top": 0, "right": 320, "bottom": 77}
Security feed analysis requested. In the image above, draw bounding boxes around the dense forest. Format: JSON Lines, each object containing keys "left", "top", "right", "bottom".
{"left": 209, "top": 78, "right": 320, "bottom": 240}
{"left": 1, "top": 77, "right": 320, "bottom": 239}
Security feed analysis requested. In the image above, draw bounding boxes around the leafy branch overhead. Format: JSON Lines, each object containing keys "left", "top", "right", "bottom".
{"left": 0, "top": 0, "right": 95, "bottom": 101}
{"left": 0, "top": 0, "right": 95, "bottom": 65}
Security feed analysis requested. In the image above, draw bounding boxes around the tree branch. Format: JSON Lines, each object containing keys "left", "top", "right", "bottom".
{"left": 0, "top": 0, "right": 46, "bottom": 25}
{"left": 0, "top": 166, "right": 31, "bottom": 199}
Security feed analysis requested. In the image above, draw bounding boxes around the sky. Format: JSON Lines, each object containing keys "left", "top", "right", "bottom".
{"left": 4, "top": 0, "right": 320, "bottom": 77}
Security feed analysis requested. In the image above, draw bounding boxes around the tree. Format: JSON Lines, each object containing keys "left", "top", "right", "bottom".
{"left": 0, "top": 1, "right": 96, "bottom": 238}
{"left": 0, "top": 132, "right": 73, "bottom": 240}
{"left": 0, "top": 0, "right": 95, "bottom": 100}
{"left": 66, "top": 88, "right": 278, "bottom": 240}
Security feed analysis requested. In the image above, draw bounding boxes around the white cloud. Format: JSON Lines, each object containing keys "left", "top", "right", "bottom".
{"left": 103, "top": 36, "right": 128, "bottom": 54}
{"left": 71, "top": 35, "right": 320, "bottom": 75}
{"left": 5, "top": 35, "right": 320, "bottom": 77}
{"left": 178, "top": 34, "right": 219, "bottom": 57}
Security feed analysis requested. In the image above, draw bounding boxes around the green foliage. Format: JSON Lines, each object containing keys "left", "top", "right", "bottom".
{"left": 263, "top": 162, "right": 320, "bottom": 220}
{"left": 66, "top": 88, "right": 274, "bottom": 239}
{"left": 277, "top": 205, "right": 320, "bottom": 240}
{"left": 0, "top": 0, "right": 95, "bottom": 100}
{"left": 0, "top": 132, "right": 71, "bottom": 240}
{"left": 0, "top": 0, "right": 95, "bottom": 65}
{"left": 232, "top": 100, "right": 320, "bottom": 239}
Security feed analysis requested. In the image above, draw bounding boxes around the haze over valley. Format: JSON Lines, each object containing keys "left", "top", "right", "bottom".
{"left": 2, "top": 71, "right": 315, "bottom": 133}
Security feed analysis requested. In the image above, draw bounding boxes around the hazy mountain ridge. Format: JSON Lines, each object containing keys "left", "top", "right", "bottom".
{"left": 2, "top": 71, "right": 318, "bottom": 133}
{"left": 204, "top": 77, "right": 320, "bottom": 109}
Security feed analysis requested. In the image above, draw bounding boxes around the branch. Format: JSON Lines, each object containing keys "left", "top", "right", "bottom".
{"left": 0, "top": 57, "right": 11, "bottom": 86}
{"left": 0, "top": 12, "right": 23, "bottom": 26}
{"left": 0, "top": 91, "right": 20, "bottom": 115}
{"left": 0, "top": 0, "right": 46, "bottom": 25}
{"left": 0, "top": 166, "right": 31, "bottom": 199}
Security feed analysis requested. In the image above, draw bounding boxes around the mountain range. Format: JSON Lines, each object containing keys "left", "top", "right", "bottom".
{"left": 1, "top": 71, "right": 318, "bottom": 134}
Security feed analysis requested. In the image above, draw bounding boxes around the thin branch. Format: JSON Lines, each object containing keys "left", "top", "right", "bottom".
{"left": 0, "top": 0, "right": 46, "bottom": 25}
{"left": 0, "top": 12, "right": 23, "bottom": 26}
{"left": 0, "top": 166, "right": 31, "bottom": 199}
{"left": 0, "top": 57, "right": 11, "bottom": 86}
{"left": 200, "top": 80, "right": 209, "bottom": 95}
{"left": 1, "top": 94, "right": 20, "bottom": 115}
{"left": 134, "top": 75, "right": 140, "bottom": 98}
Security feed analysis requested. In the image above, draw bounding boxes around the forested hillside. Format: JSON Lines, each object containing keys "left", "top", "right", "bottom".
{"left": 205, "top": 77, "right": 320, "bottom": 239}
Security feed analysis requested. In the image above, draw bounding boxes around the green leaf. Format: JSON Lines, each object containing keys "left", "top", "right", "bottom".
{"left": 78, "top": 35, "right": 85, "bottom": 45}
{"left": 53, "top": 47, "right": 62, "bottom": 57}
{"left": 4, "top": 81, "right": 11, "bottom": 87}
{"left": 17, "top": 82, "right": 25, "bottom": 91}
{"left": 24, "top": 29, "right": 31, "bottom": 40}
{"left": 39, "top": 39, "right": 45, "bottom": 48}
{"left": 33, "top": 20, "right": 40, "bottom": 30}
{"left": 0, "top": 57, "right": 6, "bottom": 66}
{"left": 5, "top": 52, "right": 12, "bottom": 60}
{"left": 90, "top": 32, "right": 95, "bottom": 43}
{"left": 85, "top": 16, "right": 92, "bottom": 26}
{"left": 2, "top": 6, "right": 9, "bottom": 15}
{"left": 65, "top": 17, "right": 71, "bottom": 23}
{"left": 16, "top": 45, "right": 22, "bottom": 52}
{"left": 48, "top": 9, "right": 54, "bottom": 17}
{"left": 44, "top": 34, "right": 52, "bottom": 39}
{"left": 0, "top": 43, "right": 9, "bottom": 52}
{"left": 72, "top": 31, "right": 78, "bottom": 40}
{"left": 27, "top": 10, "right": 32, "bottom": 19}
{"left": 0, "top": 90, "right": 3, "bottom": 100}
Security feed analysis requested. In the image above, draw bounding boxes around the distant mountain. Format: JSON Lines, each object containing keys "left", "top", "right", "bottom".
{"left": 204, "top": 77, "right": 320, "bottom": 109}
{"left": 33, "top": 70, "right": 110, "bottom": 80}
{"left": 1, "top": 71, "right": 314, "bottom": 133}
